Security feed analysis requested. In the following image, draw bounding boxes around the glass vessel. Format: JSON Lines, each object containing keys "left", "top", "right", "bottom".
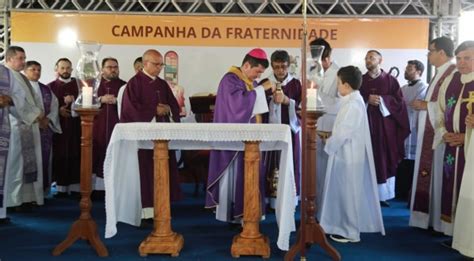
{"left": 74, "top": 41, "right": 102, "bottom": 108}
{"left": 306, "top": 45, "right": 326, "bottom": 112}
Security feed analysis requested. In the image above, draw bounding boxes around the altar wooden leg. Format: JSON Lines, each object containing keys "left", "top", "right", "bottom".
{"left": 52, "top": 108, "right": 108, "bottom": 257}
{"left": 139, "top": 140, "right": 183, "bottom": 257}
{"left": 231, "top": 141, "right": 270, "bottom": 258}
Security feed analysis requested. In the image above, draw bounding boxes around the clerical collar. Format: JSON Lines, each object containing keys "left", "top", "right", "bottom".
{"left": 269, "top": 73, "right": 293, "bottom": 86}
{"left": 460, "top": 72, "right": 474, "bottom": 84}
{"left": 142, "top": 69, "right": 157, "bottom": 80}
{"left": 408, "top": 79, "right": 421, "bottom": 86}
{"left": 368, "top": 69, "right": 382, "bottom": 79}
{"left": 58, "top": 77, "right": 72, "bottom": 83}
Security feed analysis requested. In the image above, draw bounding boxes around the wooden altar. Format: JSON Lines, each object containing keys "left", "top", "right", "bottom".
{"left": 103, "top": 123, "right": 297, "bottom": 257}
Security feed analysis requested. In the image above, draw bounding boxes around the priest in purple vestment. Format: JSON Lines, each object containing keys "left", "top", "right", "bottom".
{"left": 93, "top": 58, "right": 126, "bottom": 180}
{"left": 359, "top": 50, "right": 410, "bottom": 205}
{"left": 265, "top": 50, "right": 301, "bottom": 197}
{"left": 206, "top": 48, "right": 275, "bottom": 222}
{"left": 24, "top": 61, "right": 62, "bottom": 193}
{"left": 120, "top": 49, "right": 181, "bottom": 217}
{"left": 434, "top": 41, "right": 474, "bottom": 238}
{"left": 48, "top": 58, "right": 81, "bottom": 195}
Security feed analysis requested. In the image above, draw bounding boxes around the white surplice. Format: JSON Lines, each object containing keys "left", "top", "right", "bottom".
{"left": 5, "top": 68, "right": 44, "bottom": 207}
{"left": 409, "top": 62, "right": 454, "bottom": 233}
{"left": 453, "top": 123, "right": 474, "bottom": 258}
{"left": 315, "top": 62, "right": 340, "bottom": 219}
{"left": 401, "top": 80, "right": 428, "bottom": 160}
{"left": 320, "top": 90, "right": 385, "bottom": 241}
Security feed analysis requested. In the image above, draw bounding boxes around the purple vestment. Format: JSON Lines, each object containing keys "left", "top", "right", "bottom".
{"left": 206, "top": 69, "right": 263, "bottom": 219}
{"left": 120, "top": 71, "right": 181, "bottom": 208}
{"left": 48, "top": 79, "right": 81, "bottom": 187}
{"left": 360, "top": 70, "right": 410, "bottom": 184}
{"left": 440, "top": 72, "right": 473, "bottom": 222}
{"left": 37, "top": 82, "right": 55, "bottom": 188}
{"left": 93, "top": 78, "right": 126, "bottom": 178}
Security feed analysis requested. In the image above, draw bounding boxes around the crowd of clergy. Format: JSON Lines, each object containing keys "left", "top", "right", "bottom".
{"left": 0, "top": 36, "right": 472, "bottom": 259}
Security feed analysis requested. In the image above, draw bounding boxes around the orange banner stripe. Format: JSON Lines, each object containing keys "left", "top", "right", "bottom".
{"left": 11, "top": 12, "right": 429, "bottom": 49}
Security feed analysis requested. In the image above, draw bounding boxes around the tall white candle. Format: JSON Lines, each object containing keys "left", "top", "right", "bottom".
{"left": 82, "top": 85, "right": 93, "bottom": 107}
{"left": 307, "top": 88, "right": 317, "bottom": 111}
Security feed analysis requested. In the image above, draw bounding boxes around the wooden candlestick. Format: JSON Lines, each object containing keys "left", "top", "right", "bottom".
{"left": 53, "top": 107, "right": 108, "bottom": 257}
{"left": 285, "top": 110, "right": 341, "bottom": 261}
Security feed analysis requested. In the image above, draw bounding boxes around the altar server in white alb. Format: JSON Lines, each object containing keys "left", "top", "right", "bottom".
{"left": 319, "top": 66, "right": 385, "bottom": 243}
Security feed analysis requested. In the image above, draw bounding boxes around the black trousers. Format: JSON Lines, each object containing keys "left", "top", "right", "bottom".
{"left": 395, "top": 159, "right": 415, "bottom": 201}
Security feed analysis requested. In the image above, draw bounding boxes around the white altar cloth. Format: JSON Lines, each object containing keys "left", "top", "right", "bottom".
{"left": 103, "top": 122, "right": 296, "bottom": 250}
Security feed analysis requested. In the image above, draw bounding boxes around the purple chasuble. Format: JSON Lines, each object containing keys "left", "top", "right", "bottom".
{"left": 93, "top": 78, "right": 126, "bottom": 178}
{"left": 440, "top": 72, "right": 473, "bottom": 222}
{"left": 412, "top": 64, "right": 456, "bottom": 213}
{"left": 120, "top": 71, "right": 181, "bottom": 208}
{"left": 264, "top": 77, "right": 302, "bottom": 195}
{"left": 38, "top": 82, "right": 55, "bottom": 188}
{"left": 48, "top": 79, "right": 81, "bottom": 187}
{"left": 360, "top": 70, "right": 410, "bottom": 184}
{"left": 206, "top": 69, "right": 263, "bottom": 219}
{"left": 0, "top": 65, "right": 11, "bottom": 207}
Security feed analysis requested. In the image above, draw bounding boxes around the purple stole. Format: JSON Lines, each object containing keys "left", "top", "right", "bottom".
{"left": 412, "top": 65, "right": 456, "bottom": 213}
{"left": 441, "top": 72, "right": 473, "bottom": 222}
{"left": 38, "top": 82, "right": 54, "bottom": 189}
{"left": 0, "top": 66, "right": 11, "bottom": 207}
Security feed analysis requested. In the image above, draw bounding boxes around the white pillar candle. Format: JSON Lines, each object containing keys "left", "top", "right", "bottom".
{"left": 82, "top": 85, "right": 93, "bottom": 107}
{"left": 306, "top": 88, "right": 317, "bottom": 111}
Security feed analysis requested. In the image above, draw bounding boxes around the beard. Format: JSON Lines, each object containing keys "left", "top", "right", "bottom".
{"left": 59, "top": 72, "right": 71, "bottom": 79}
{"left": 104, "top": 73, "right": 119, "bottom": 81}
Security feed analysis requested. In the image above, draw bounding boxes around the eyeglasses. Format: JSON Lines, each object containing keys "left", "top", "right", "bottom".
{"left": 272, "top": 64, "right": 289, "bottom": 70}
{"left": 148, "top": 61, "right": 164, "bottom": 67}
{"left": 104, "top": 66, "right": 119, "bottom": 69}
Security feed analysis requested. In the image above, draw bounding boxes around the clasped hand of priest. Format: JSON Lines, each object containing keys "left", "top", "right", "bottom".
{"left": 368, "top": 94, "right": 381, "bottom": 106}
{"left": 443, "top": 132, "right": 465, "bottom": 147}
{"left": 156, "top": 103, "right": 171, "bottom": 116}
{"left": 100, "top": 94, "right": 117, "bottom": 104}
{"left": 273, "top": 90, "right": 290, "bottom": 105}
{"left": 59, "top": 105, "right": 71, "bottom": 118}
{"left": 0, "top": 94, "right": 13, "bottom": 108}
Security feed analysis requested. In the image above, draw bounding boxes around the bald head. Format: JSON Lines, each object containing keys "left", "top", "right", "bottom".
{"left": 142, "top": 49, "right": 164, "bottom": 77}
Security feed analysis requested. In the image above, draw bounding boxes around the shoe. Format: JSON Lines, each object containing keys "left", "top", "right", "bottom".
{"left": 139, "top": 218, "right": 154, "bottom": 228}
{"left": 441, "top": 240, "right": 452, "bottom": 249}
{"left": 0, "top": 217, "right": 11, "bottom": 225}
{"left": 329, "top": 234, "right": 360, "bottom": 243}
{"left": 380, "top": 201, "right": 390, "bottom": 207}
